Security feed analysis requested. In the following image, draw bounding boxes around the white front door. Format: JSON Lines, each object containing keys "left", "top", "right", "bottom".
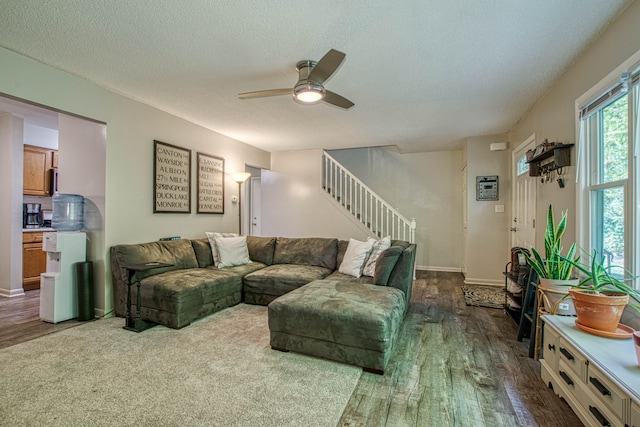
{"left": 511, "top": 135, "right": 537, "bottom": 249}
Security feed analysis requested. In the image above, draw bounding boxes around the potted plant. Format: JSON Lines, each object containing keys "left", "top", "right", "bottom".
{"left": 568, "top": 250, "right": 640, "bottom": 334}
{"left": 524, "top": 205, "right": 579, "bottom": 315}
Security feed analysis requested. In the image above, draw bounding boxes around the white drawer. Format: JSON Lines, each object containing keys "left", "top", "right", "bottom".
{"left": 542, "top": 322, "right": 560, "bottom": 371}
{"left": 557, "top": 358, "right": 581, "bottom": 395}
{"left": 576, "top": 382, "right": 624, "bottom": 427}
{"left": 586, "top": 363, "right": 626, "bottom": 421}
{"left": 631, "top": 402, "right": 640, "bottom": 427}
{"left": 558, "top": 337, "right": 587, "bottom": 381}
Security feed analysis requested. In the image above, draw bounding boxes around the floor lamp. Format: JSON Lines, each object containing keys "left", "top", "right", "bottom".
{"left": 231, "top": 172, "right": 251, "bottom": 235}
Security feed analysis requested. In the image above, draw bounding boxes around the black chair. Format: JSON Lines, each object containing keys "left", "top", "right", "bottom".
{"left": 516, "top": 268, "right": 539, "bottom": 358}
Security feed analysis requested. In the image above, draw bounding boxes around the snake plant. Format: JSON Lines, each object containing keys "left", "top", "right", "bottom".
{"left": 524, "top": 204, "right": 578, "bottom": 280}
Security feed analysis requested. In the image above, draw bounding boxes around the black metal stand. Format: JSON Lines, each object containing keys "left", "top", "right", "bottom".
{"left": 122, "top": 262, "right": 173, "bottom": 332}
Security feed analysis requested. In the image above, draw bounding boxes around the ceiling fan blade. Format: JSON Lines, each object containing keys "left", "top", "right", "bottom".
{"left": 238, "top": 88, "right": 291, "bottom": 99}
{"left": 308, "top": 49, "right": 345, "bottom": 84}
{"left": 323, "top": 90, "right": 354, "bottom": 109}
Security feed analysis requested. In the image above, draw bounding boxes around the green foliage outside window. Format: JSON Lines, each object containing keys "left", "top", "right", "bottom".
{"left": 599, "top": 95, "right": 627, "bottom": 264}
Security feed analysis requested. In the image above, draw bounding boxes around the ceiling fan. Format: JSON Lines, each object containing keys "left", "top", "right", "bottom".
{"left": 238, "top": 49, "right": 354, "bottom": 109}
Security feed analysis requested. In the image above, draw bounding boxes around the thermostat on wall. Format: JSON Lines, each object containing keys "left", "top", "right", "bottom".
{"left": 476, "top": 176, "right": 499, "bottom": 201}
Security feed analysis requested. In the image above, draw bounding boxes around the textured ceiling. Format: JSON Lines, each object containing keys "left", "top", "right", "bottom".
{"left": 0, "top": 0, "right": 632, "bottom": 153}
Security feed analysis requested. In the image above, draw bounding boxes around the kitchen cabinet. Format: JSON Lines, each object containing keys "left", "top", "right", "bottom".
{"left": 22, "top": 231, "right": 47, "bottom": 290}
{"left": 23, "top": 144, "right": 57, "bottom": 196}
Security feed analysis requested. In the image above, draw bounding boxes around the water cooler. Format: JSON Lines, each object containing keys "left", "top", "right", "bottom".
{"left": 40, "top": 232, "right": 87, "bottom": 323}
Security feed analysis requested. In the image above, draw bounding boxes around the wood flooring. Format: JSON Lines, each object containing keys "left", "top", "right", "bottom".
{"left": 338, "top": 271, "right": 583, "bottom": 427}
{"left": 0, "top": 272, "right": 582, "bottom": 426}
{"left": 0, "top": 290, "right": 82, "bottom": 349}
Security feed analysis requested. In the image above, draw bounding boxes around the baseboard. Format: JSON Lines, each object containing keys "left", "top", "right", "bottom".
{"left": 0, "top": 288, "right": 26, "bottom": 298}
{"left": 462, "top": 277, "right": 503, "bottom": 287}
{"left": 415, "top": 265, "right": 461, "bottom": 273}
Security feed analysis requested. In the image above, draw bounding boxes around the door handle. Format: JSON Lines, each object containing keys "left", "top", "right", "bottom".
{"left": 510, "top": 227, "right": 517, "bottom": 232}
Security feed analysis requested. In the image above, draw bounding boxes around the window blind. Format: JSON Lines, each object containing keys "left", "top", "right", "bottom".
{"left": 580, "top": 70, "right": 639, "bottom": 120}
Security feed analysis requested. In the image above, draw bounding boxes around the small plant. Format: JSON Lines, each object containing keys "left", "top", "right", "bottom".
{"left": 525, "top": 204, "right": 578, "bottom": 280}
{"left": 570, "top": 249, "right": 640, "bottom": 313}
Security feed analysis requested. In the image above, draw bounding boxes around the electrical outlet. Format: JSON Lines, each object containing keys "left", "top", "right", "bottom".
{"left": 495, "top": 205, "right": 505, "bottom": 213}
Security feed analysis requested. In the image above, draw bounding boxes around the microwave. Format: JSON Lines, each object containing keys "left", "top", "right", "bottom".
{"left": 50, "top": 168, "right": 58, "bottom": 195}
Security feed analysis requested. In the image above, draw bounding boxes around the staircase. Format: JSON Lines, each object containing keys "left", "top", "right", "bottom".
{"left": 322, "top": 151, "right": 416, "bottom": 243}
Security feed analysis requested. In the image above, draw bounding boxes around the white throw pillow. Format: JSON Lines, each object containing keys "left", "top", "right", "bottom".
{"left": 339, "top": 238, "right": 374, "bottom": 278}
{"left": 362, "top": 236, "right": 391, "bottom": 277}
{"left": 214, "top": 235, "right": 250, "bottom": 268}
{"left": 205, "top": 232, "right": 238, "bottom": 266}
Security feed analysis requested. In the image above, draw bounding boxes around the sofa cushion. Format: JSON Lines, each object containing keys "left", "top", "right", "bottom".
{"left": 112, "top": 239, "right": 199, "bottom": 281}
{"left": 215, "top": 235, "right": 250, "bottom": 268}
{"left": 268, "top": 279, "right": 406, "bottom": 353}
{"left": 246, "top": 236, "right": 276, "bottom": 265}
{"left": 338, "top": 238, "right": 374, "bottom": 278}
{"left": 325, "top": 271, "right": 374, "bottom": 284}
{"left": 273, "top": 237, "right": 338, "bottom": 270}
{"left": 373, "top": 246, "right": 404, "bottom": 286}
{"left": 205, "top": 231, "right": 237, "bottom": 265}
{"left": 243, "top": 264, "right": 333, "bottom": 298}
{"left": 362, "top": 236, "right": 391, "bottom": 277}
{"left": 139, "top": 267, "right": 242, "bottom": 315}
{"left": 191, "top": 238, "right": 214, "bottom": 268}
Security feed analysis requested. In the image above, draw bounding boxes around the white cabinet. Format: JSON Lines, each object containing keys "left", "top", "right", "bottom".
{"left": 540, "top": 315, "right": 640, "bottom": 427}
{"left": 631, "top": 402, "right": 640, "bottom": 427}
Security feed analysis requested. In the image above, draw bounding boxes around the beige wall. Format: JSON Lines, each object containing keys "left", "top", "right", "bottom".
{"left": 0, "top": 47, "right": 271, "bottom": 314}
{"left": 263, "top": 147, "right": 464, "bottom": 272}
{"left": 261, "top": 149, "right": 371, "bottom": 241}
{"left": 509, "top": 1, "right": 640, "bottom": 249}
{"left": 0, "top": 114, "right": 24, "bottom": 297}
{"left": 463, "top": 135, "right": 511, "bottom": 285}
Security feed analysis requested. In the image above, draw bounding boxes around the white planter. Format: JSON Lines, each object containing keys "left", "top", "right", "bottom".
{"left": 539, "top": 278, "right": 578, "bottom": 316}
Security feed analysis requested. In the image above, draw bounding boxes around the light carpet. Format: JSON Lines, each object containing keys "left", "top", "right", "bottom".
{"left": 461, "top": 284, "right": 505, "bottom": 309}
{"left": 0, "top": 304, "right": 361, "bottom": 427}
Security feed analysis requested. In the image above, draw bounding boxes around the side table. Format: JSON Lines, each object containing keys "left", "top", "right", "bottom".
{"left": 122, "top": 262, "right": 173, "bottom": 332}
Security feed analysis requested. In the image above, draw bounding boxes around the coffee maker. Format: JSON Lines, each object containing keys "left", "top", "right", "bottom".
{"left": 23, "top": 203, "right": 43, "bottom": 228}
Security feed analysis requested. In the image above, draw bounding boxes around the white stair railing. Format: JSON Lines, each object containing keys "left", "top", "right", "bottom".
{"left": 322, "top": 151, "right": 416, "bottom": 243}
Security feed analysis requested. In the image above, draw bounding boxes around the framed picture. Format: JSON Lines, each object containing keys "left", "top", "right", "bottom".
{"left": 153, "top": 140, "right": 191, "bottom": 213}
{"left": 197, "top": 152, "right": 225, "bottom": 214}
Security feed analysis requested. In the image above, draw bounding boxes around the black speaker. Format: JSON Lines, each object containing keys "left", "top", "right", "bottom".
{"left": 74, "top": 261, "right": 94, "bottom": 321}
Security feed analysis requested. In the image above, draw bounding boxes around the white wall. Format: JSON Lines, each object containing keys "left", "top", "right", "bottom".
{"left": 464, "top": 135, "right": 511, "bottom": 285}
{"left": 261, "top": 149, "right": 370, "bottom": 240}
{"left": 58, "top": 115, "right": 107, "bottom": 313}
{"left": 24, "top": 123, "right": 58, "bottom": 149}
{"left": 264, "top": 147, "right": 463, "bottom": 272}
{"left": 509, "top": 1, "right": 640, "bottom": 250}
{"left": 0, "top": 114, "right": 25, "bottom": 297}
{"left": 0, "top": 47, "right": 271, "bottom": 314}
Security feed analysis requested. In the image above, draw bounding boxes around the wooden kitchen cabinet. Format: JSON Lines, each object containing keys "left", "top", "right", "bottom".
{"left": 22, "top": 231, "right": 46, "bottom": 291}
{"left": 23, "top": 144, "right": 57, "bottom": 196}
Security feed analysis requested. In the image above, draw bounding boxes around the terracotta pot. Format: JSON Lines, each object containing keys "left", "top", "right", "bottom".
{"left": 539, "top": 278, "right": 578, "bottom": 315}
{"left": 569, "top": 288, "right": 629, "bottom": 333}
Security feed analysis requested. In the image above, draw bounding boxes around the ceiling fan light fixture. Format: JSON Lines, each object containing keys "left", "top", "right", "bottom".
{"left": 293, "top": 80, "right": 325, "bottom": 103}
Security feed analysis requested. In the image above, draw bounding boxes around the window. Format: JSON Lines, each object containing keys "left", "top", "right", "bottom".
{"left": 517, "top": 154, "right": 529, "bottom": 176}
{"left": 578, "top": 65, "right": 639, "bottom": 284}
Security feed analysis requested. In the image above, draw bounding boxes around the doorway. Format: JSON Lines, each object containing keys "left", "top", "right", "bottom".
{"left": 0, "top": 95, "right": 107, "bottom": 323}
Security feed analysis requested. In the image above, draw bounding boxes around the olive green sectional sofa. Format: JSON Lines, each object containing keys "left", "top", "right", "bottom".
{"left": 110, "top": 235, "right": 416, "bottom": 372}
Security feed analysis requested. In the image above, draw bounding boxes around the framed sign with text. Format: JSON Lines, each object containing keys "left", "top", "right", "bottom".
{"left": 153, "top": 140, "right": 191, "bottom": 213}
{"left": 197, "top": 152, "right": 225, "bottom": 214}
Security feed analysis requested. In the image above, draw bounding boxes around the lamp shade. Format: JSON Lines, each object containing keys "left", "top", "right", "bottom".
{"left": 230, "top": 172, "right": 251, "bottom": 183}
